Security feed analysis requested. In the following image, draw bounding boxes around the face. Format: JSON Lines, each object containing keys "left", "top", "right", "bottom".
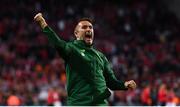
{"left": 74, "top": 21, "right": 94, "bottom": 45}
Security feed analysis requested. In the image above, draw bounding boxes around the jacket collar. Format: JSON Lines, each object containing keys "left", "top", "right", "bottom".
{"left": 74, "top": 40, "right": 93, "bottom": 48}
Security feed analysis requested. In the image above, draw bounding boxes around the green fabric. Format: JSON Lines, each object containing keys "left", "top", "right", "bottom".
{"left": 43, "top": 26, "right": 127, "bottom": 106}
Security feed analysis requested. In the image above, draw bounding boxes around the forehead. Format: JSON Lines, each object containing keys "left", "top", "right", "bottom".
{"left": 78, "top": 21, "right": 92, "bottom": 27}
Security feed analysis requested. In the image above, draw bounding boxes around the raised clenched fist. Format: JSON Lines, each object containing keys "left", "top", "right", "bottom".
{"left": 124, "top": 80, "right": 137, "bottom": 89}
{"left": 34, "top": 13, "right": 47, "bottom": 29}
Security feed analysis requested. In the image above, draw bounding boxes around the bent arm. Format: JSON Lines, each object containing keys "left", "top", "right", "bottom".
{"left": 103, "top": 56, "right": 127, "bottom": 90}
{"left": 43, "top": 26, "right": 71, "bottom": 59}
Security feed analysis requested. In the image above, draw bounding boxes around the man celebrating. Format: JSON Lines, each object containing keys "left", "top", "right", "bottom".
{"left": 34, "top": 13, "right": 136, "bottom": 106}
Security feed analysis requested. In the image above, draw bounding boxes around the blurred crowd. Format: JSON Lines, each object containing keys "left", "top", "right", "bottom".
{"left": 0, "top": 0, "right": 179, "bottom": 106}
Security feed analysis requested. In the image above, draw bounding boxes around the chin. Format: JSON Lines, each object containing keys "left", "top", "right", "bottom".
{"left": 85, "top": 41, "right": 93, "bottom": 45}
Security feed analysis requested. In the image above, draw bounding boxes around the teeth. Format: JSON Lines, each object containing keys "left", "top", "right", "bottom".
{"left": 85, "top": 32, "right": 92, "bottom": 36}
{"left": 85, "top": 32, "right": 92, "bottom": 38}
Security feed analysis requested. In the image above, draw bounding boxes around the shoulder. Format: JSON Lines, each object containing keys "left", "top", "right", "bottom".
{"left": 93, "top": 48, "right": 107, "bottom": 60}
{"left": 66, "top": 40, "right": 76, "bottom": 46}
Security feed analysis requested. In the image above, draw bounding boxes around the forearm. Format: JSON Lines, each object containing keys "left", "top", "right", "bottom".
{"left": 34, "top": 13, "right": 66, "bottom": 48}
{"left": 43, "top": 26, "right": 66, "bottom": 47}
{"left": 104, "top": 73, "right": 127, "bottom": 90}
{"left": 43, "top": 26, "right": 71, "bottom": 60}
{"left": 34, "top": 13, "right": 70, "bottom": 59}
{"left": 106, "top": 76, "right": 127, "bottom": 90}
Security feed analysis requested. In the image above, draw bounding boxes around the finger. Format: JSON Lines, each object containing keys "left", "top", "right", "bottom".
{"left": 34, "top": 13, "right": 42, "bottom": 20}
{"left": 132, "top": 82, "right": 136, "bottom": 88}
{"left": 129, "top": 81, "right": 136, "bottom": 89}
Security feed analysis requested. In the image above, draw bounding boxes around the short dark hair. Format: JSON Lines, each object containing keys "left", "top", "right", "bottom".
{"left": 77, "top": 17, "right": 94, "bottom": 24}
{"left": 74, "top": 18, "right": 94, "bottom": 34}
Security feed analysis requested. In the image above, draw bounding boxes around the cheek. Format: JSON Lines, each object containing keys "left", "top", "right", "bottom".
{"left": 78, "top": 32, "right": 85, "bottom": 39}
{"left": 92, "top": 30, "right": 94, "bottom": 34}
{"left": 78, "top": 31, "right": 84, "bottom": 35}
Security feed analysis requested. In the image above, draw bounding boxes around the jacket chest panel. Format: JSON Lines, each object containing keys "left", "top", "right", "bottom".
{"left": 72, "top": 47, "right": 104, "bottom": 71}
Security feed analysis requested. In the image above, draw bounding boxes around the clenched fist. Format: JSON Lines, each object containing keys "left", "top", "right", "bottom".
{"left": 124, "top": 80, "right": 136, "bottom": 89}
{"left": 34, "top": 13, "right": 47, "bottom": 29}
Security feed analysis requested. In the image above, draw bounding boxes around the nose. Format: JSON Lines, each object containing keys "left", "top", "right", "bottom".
{"left": 86, "top": 27, "right": 91, "bottom": 31}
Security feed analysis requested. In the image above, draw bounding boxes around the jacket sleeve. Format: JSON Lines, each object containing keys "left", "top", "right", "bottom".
{"left": 103, "top": 55, "right": 127, "bottom": 90}
{"left": 43, "top": 26, "right": 71, "bottom": 60}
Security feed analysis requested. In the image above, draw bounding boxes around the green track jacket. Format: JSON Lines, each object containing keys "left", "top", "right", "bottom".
{"left": 43, "top": 26, "right": 127, "bottom": 106}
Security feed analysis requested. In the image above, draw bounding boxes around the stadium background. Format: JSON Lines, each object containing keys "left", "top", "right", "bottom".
{"left": 0, "top": 0, "right": 179, "bottom": 106}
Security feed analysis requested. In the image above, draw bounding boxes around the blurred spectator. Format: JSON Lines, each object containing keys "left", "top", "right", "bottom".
{"left": 166, "top": 87, "right": 179, "bottom": 106}
{"left": 141, "top": 84, "right": 152, "bottom": 106}
{"left": 158, "top": 84, "right": 167, "bottom": 106}
{"left": 6, "top": 90, "right": 21, "bottom": 106}
{"left": 47, "top": 87, "right": 61, "bottom": 106}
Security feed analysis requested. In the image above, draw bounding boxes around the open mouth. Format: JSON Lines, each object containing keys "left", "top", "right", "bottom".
{"left": 85, "top": 31, "right": 92, "bottom": 39}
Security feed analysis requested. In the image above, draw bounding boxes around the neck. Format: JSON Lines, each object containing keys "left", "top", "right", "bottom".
{"left": 75, "top": 40, "right": 93, "bottom": 48}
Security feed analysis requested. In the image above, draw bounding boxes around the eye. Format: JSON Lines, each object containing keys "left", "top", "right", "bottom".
{"left": 89, "top": 25, "right": 92, "bottom": 29}
{"left": 82, "top": 25, "right": 88, "bottom": 29}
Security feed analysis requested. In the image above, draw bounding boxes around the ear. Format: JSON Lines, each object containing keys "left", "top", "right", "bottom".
{"left": 74, "top": 30, "right": 79, "bottom": 40}
{"left": 74, "top": 30, "right": 77, "bottom": 36}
